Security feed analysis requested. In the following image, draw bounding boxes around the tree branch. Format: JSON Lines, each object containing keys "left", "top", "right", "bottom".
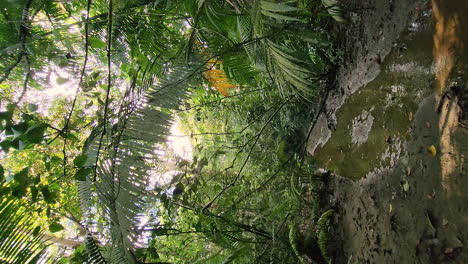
{"left": 93, "top": 0, "right": 114, "bottom": 182}
{"left": 0, "top": 0, "right": 33, "bottom": 91}
{"left": 61, "top": 0, "right": 93, "bottom": 180}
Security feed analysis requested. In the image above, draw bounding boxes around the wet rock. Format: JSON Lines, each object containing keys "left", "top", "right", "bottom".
{"left": 351, "top": 110, "right": 375, "bottom": 146}
{"left": 306, "top": 115, "right": 332, "bottom": 155}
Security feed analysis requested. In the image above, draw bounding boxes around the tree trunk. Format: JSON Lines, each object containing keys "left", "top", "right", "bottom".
{"left": 41, "top": 233, "right": 83, "bottom": 247}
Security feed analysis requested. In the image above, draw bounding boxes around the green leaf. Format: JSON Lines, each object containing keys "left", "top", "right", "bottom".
{"left": 24, "top": 124, "right": 47, "bottom": 144}
{"left": 32, "top": 226, "right": 41, "bottom": 237}
{"left": 28, "top": 103, "right": 38, "bottom": 112}
{"left": 50, "top": 156, "right": 63, "bottom": 165}
{"left": 73, "top": 155, "right": 88, "bottom": 167}
{"left": 261, "top": 10, "right": 301, "bottom": 21}
{"left": 49, "top": 222, "right": 65, "bottom": 233}
{"left": 30, "top": 186, "right": 39, "bottom": 202}
{"left": 41, "top": 186, "right": 57, "bottom": 204}
{"left": 0, "top": 186, "right": 10, "bottom": 197}
{"left": 0, "top": 140, "right": 11, "bottom": 153}
{"left": 89, "top": 37, "right": 107, "bottom": 49}
{"left": 261, "top": 1, "right": 301, "bottom": 12}
{"left": 52, "top": 29, "right": 61, "bottom": 41}
{"left": 148, "top": 247, "right": 159, "bottom": 259}
{"left": 277, "top": 140, "right": 287, "bottom": 162}
{"left": 21, "top": 113, "right": 34, "bottom": 121}
{"left": 74, "top": 168, "right": 91, "bottom": 181}
{"left": 161, "top": 193, "right": 169, "bottom": 209}
{"left": 0, "top": 165, "right": 4, "bottom": 182}
{"left": 13, "top": 168, "right": 29, "bottom": 185}
{"left": 160, "top": 193, "right": 167, "bottom": 202}
{"left": 11, "top": 122, "right": 29, "bottom": 138}
{"left": 11, "top": 185, "right": 27, "bottom": 198}
{"left": 10, "top": 138, "right": 25, "bottom": 150}
{"left": 6, "top": 103, "right": 16, "bottom": 113}
{"left": 55, "top": 77, "right": 69, "bottom": 85}
{"left": 49, "top": 183, "right": 60, "bottom": 190}
{"left": 173, "top": 183, "right": 184, "bottom": 196}
{"left": 321, "top": 0, "right": 346, "bottom": 22}
{"left": 41, "top": 186, "right": 51, "bottom": 200}
{"left": 33, "top": 175, "right": 41, "bottom": 185}
{"left": 97, "top": 97, "right": 105, "bottom": 106}
{"left": 65, "top": 132, "right": 79, "bottom": 142}
{"left": 0, "top": 111, "right": 13, "bottom": 121}
{"left": 177, "top": 160, "right": 190, "bottom": 168}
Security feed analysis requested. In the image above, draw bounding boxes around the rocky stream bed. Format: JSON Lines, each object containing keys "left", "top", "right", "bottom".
{"left": 305, "top": 0, "right": 468, "bottom": 263}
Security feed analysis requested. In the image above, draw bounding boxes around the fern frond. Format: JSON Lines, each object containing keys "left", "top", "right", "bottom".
{"left": 289, "top": 223, "right": 306, "bottom": 264}
{"left": 316, "top": 209, "right": 333, "bottom": 263}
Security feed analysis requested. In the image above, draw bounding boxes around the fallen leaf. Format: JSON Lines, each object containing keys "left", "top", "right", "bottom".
{"left": 426, "top": 189, "right": 436, "bottom": 198}
{"left": 402, "top": 180, "right": 410, "bottom": 192}
{"left": 427, "top": 145, "right": 437, "bottom": 156}
{"left": 409, "top": 112, "right": 413, "bottom": 121}
{"left": 425, "top": 121, "right": 431, "bottom": 128}
{"left": 406, "top": 167, "right": 411, "bottom": 176}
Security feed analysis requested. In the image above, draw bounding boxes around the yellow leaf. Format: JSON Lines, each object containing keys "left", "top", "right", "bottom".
{"left": 206, "top": 59, "right": 221, "bottom": 66}
{"left": 204, "top": 65, "right": 237, "bottom": 96}
{"left": 427, "top": 145, "right": 437, "bottom": 156}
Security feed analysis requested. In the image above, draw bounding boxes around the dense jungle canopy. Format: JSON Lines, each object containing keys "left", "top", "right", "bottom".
{"left": 0, "top": 0, "right": 342, "bottom": 263}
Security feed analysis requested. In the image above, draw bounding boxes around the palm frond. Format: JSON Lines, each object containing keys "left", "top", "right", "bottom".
{"left": 85, "top": 234, "right": 108, "bottom": 264}
{"left": 250, "top": 0, "right": 265, "bottom": 39}
{"left": 235, "top": 1, "right": 321, "bottom": 98}
{"left": 321, "top": 0, "right": 346, "bottom": 23}
{"left": 263, "top": 39, "right": 314, "bottom": 98}
{"left": 260, "top": 0, "right": 302, "bottom": 21}
{"left": 0, "top": 199, "right": 49, "bottom": 263}
{"left": 220, "top": 51, "right": 258, "bottom": 86}
{"left": 80, "top": 59, "right": 203, "bottom": 263}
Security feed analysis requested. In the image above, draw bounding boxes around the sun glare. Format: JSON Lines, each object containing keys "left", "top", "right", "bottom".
{"left": 26, "top": 68, "right": 78, "bottom": 112}
{"left": 167, "top": 118, "right": 193, "bottom": 160}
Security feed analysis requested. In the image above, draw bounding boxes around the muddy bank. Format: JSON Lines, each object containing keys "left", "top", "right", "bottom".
{"left": 305, "top": 0, "right": 468, "bottom": 263}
